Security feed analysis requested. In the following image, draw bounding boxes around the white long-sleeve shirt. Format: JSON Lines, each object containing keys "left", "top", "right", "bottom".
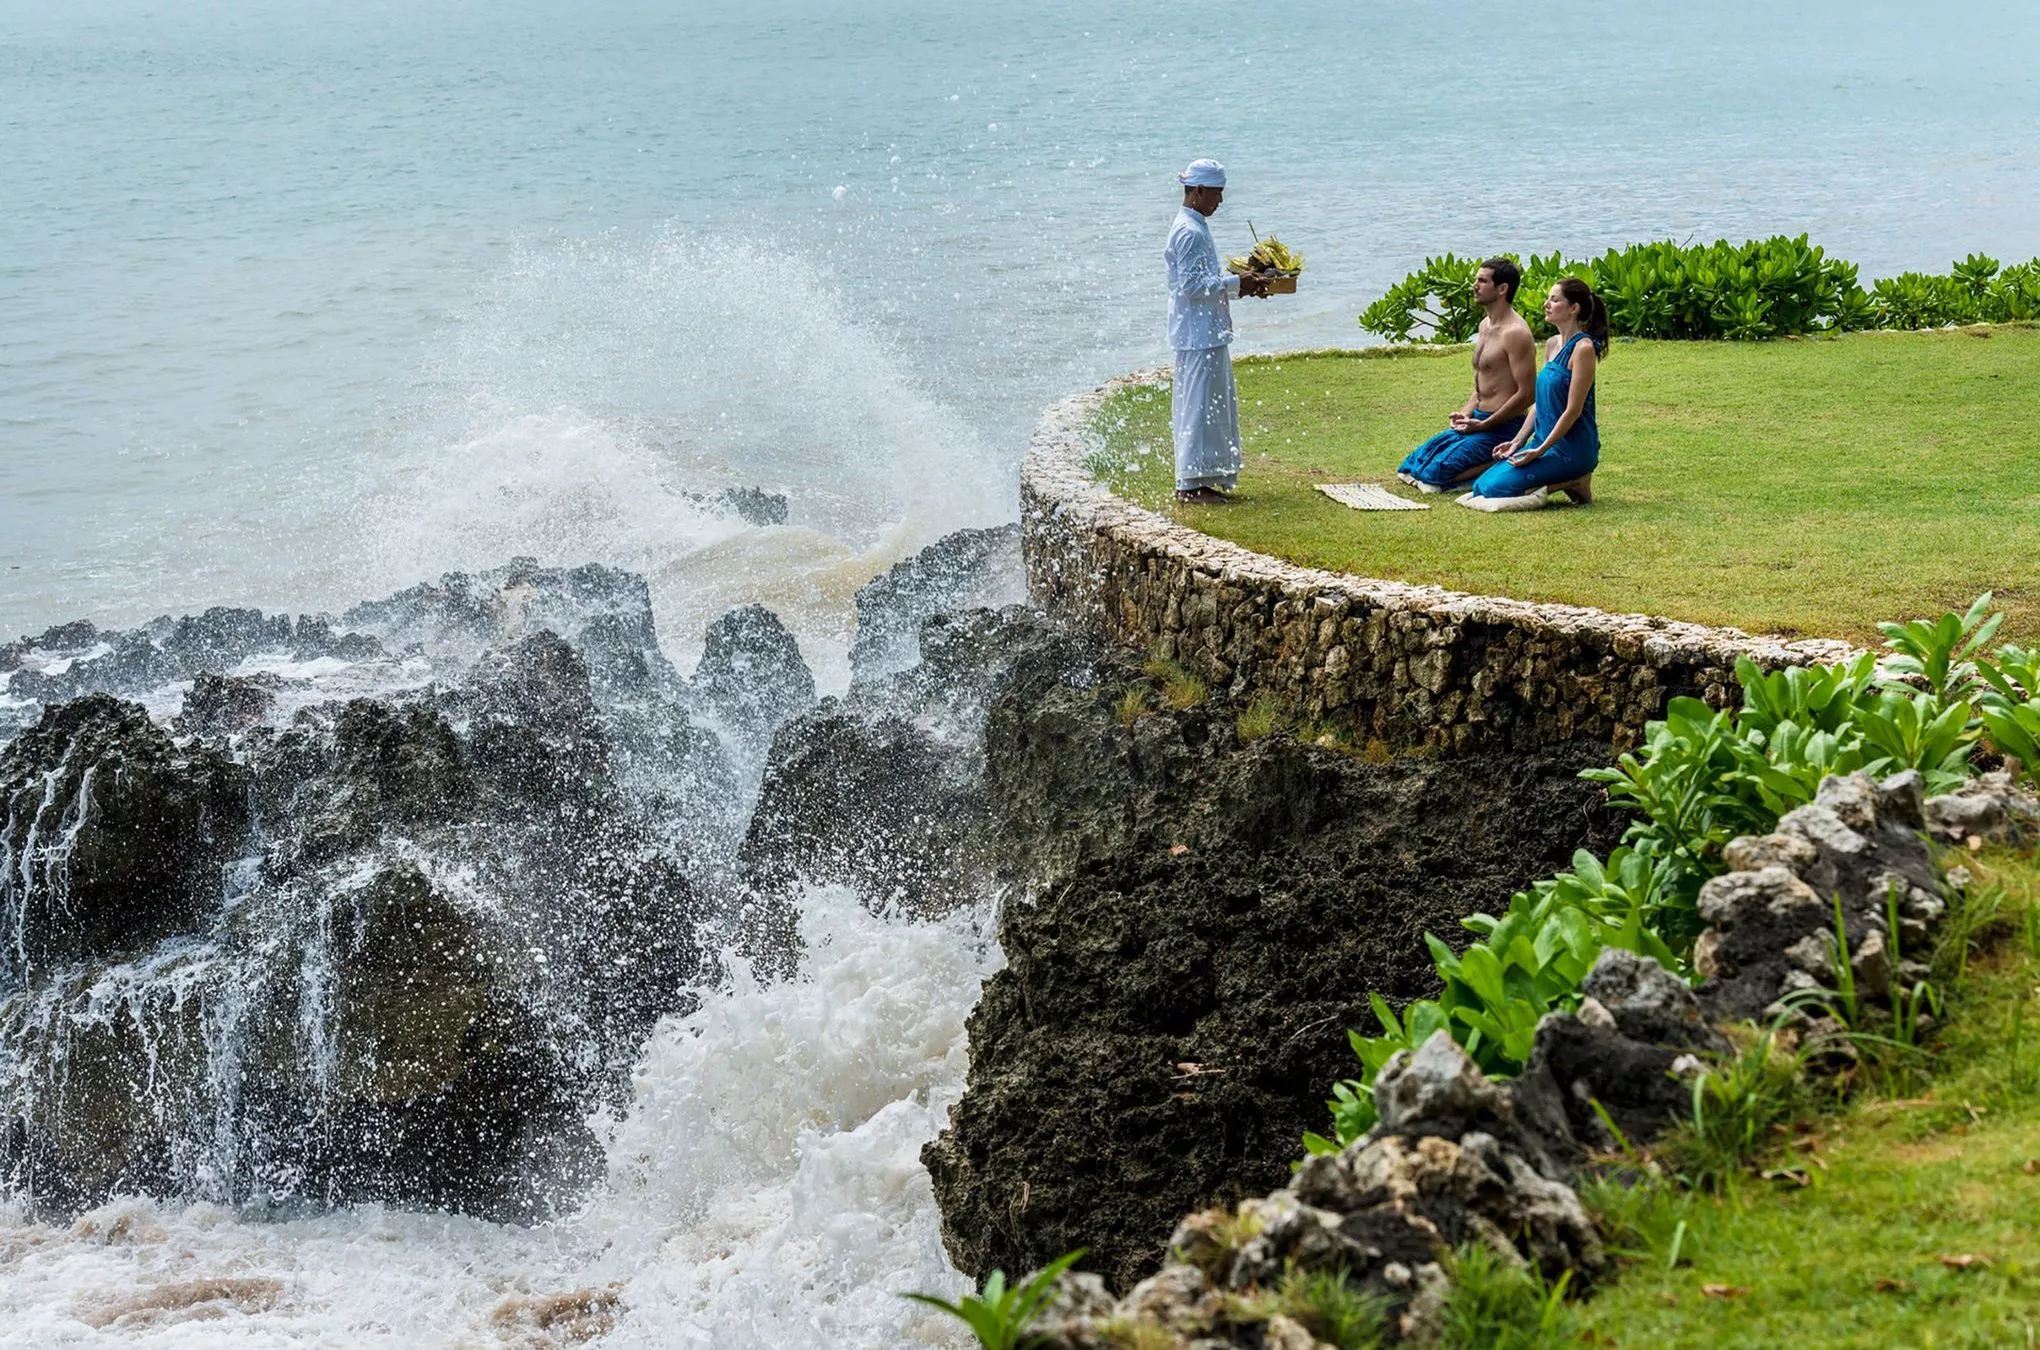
{"left": 1165, "top": 206, "right": 1240, "bottom": 351}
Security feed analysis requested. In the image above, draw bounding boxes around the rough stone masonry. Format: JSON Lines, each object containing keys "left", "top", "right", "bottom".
{"left": 1020, "top": 372, "right": 1857, "bottom": 752}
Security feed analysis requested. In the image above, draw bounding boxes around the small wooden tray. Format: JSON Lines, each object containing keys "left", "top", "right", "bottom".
{"left": 1263, "top": 274, "right": 1298, "bottom": 294}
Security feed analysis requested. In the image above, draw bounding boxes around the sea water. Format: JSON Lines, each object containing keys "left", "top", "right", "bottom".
{"left": 2, "top": 0, "right": 2037, "bottom": 1342}
{"left": 7, "top": 0, "right": 2039, "bottom": 644}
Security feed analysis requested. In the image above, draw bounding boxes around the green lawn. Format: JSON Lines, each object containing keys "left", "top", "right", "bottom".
{"left": 1090, "top": 326, "right": 2040, "bottom": 645}
{"left": 1576, "top": 847, "right": 2040, "bottom": 1348}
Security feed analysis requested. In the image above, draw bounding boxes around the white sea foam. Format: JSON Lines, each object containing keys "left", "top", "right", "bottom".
{"left": 13, "top": 645, "right": 113, "bottom": 679}
{"left": 0, "top": 887, "right": 990, "bottom": 1348}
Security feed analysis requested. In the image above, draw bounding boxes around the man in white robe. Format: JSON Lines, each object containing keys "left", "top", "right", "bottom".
{"left": 1166, "top": 159, "right": 1267, "bottom": 504}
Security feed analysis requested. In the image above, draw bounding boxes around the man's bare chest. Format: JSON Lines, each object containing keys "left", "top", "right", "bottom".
{"left": 1472, "top": 333, "right": 1510, "bottom": 379}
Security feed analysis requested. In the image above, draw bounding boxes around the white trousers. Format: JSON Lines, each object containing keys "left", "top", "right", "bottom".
{"left": 1171, "top": 346, "right": 1241, "bottom": 491}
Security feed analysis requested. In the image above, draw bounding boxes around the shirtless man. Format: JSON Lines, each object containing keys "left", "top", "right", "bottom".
{"left": 1395, "top": 258, "right": 1538, "bottom": 492}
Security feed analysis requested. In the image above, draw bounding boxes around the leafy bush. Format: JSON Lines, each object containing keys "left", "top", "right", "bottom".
{"left": 1879, "top": 591, "right": 2001, "bottom": 698}
{"left": 1584, "top": 696, "right": 1779, "bottom": 940}
{"left": 1976, "top": 639, "right": 2040, "bottom": 789}
{"left": 1309, "top": 594, "right": 2009, "bottom": 1157}
{"left": 1303, "top": 844, "right": 1682, "bottom": 1153}
{"left": 1981, "top": 700, "right": 2040, "bottom": 790}
{"left": 1852, "top": 690, "right": 1976, "bottom": 796}
{"left": 1588, "top": 639, "right": 1981, "bottom": 936}
{"left": 1358, "top": 236, "right": 2040, "bottom": 343}
{"left": 904, "top": 1250, "right": 1086, "bottom": 1350}
{"left": 1976, "top": 642, "right": 2040, "bottom": 707}
{"left": 1357, "top": 251, "right": 1486, "bottom": 344}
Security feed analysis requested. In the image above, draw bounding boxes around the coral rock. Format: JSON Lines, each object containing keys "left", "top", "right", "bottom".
{"left": 1373, "top": 1030, "right": 1512, "bottom": 1132}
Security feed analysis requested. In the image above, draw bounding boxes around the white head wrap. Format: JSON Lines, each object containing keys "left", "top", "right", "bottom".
{"left": 1177, "top": 159, "right": 1226, "bottom": 188}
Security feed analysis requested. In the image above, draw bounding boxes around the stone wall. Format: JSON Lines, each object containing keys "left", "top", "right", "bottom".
{"left": 1020, "top": 373, "right": 1859, "bottom": 752}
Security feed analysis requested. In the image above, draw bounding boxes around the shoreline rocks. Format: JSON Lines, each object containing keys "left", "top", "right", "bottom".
{"left": 0, "top": 531, "right": 1033, "bottom": 1223}
{"left": 0, "top": 696, "right": 250, "bottom": 986}
{"left": 848, "top": 522, "right": 1025, "bottom": 682}
{"left": 922, "top": 653, "right": 1621, "bottom": 1290}
{"left": 0, "top": 563, "right": 758, "bottom": 1221}
{"left": 740, "top": 606, "right": 1090, "bottom": 916}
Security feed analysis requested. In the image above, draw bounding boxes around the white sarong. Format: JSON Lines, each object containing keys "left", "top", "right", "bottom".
{"left": 1172, "top": 346, "right": 1241, "bottom": 491}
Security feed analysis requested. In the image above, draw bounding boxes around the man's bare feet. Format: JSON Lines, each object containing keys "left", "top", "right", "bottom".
{"left": 1549, "top": 475, "right": 1593, "bottom": 504}
{"left": 1174, "top": 486, "right": 1231, "bottom": 505}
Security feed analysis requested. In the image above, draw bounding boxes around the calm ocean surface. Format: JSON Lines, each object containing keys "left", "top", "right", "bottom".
{"left": 4, "top": 0, "right": 2037, "bottom": 640}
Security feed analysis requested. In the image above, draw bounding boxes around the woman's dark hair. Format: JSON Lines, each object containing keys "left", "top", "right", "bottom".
{"left": 1556, "top": 277, "right": 1609, "bottom": 354}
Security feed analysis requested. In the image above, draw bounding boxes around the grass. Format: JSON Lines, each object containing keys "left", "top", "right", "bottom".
{"left": 1247, "top": 1267, "right": 1388, "bottom": 1350}
{"left": 1439, "top": 1243, "right": 1578, "bottom": 1349}
{"left": 1575, "top": 846, "right": 2040, "bottom": 1347}
{"left": 1234, "top": 692, "right": 1287, "bottom": 743}
{"left": 1089, "top": 326, "right": 2040, "bottom": 646}
{"left": 1143, "top": 654, "right": 1209, "bottom": 710}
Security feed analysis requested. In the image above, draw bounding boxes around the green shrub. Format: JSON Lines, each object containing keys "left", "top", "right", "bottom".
{"left": 1304, "top": 998, "right": 1450, "bottom": 1154}
{"left": 1587, "top": 629, "right": 1985, "bottom": 945}
{"left": 1850, "top": 689, "right": 1976, "bottom": 796}
{"left": 1992, "top": 259, "right": 2040, "bottom": 320}
{"left": 1357, "top": 237, "right": 2040, "bottom": 343}
{"left": 1977, "top": 639, "right": 2040, "bottom": 788}
{"left": 1878, "top": 591, "right": 2001, "bottom": 699}
{"left": 1736, "top": 650, "right": 1878, "bottom": 737}
{"left": 1976, "top": 642, "right": 2040, "bottom": 707}
{"left": 903, "top": 1250, "right": 1086, "bottom": 1350}
{"left": 1307, "top": 594, "right": 2015, "bottom": 1163}
{"left": 1357, "top": 252, "right": 1487, "bottom": 344}
{"left": 1582, "top": 696, "right": 1776, "bottom": 937}
{"left": 1304, "top": 844, "right": 1683, "bottom": 1152}
{"left": 1872, "top": 271, "right": 1975, "bottom": 329}
{"left": 1982, "top": 700, "right": 2040, "bottom": 790}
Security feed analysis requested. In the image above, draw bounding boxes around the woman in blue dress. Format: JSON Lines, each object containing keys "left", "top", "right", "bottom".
{"left": 1462, "top": 277, "right": 1606, "bottom": 510}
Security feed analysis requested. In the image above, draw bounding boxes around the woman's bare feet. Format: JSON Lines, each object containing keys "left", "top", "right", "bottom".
{"left": 1550, "top": 475, "right": 1593, "bottom": 504}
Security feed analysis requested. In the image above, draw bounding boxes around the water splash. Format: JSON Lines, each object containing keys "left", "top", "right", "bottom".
{"left": 343, "top": 233, "right": 1017, "bottom": 689}
{"left": 0, "top": 887, "right": 992, "bottom": 1348}
{"left": 3, "top": 757, "right": 97, "bottom": 984}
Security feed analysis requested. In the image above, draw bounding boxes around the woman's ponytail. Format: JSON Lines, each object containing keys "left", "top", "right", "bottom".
{"left": 1557, "top": 276, "right": 1609, "bottom": 355}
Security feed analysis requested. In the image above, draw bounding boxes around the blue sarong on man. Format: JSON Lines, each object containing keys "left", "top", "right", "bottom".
{"left": 1398, "top": 410, "right": 1525, "bottom": 489}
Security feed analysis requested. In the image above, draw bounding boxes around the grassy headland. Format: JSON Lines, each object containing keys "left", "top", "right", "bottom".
{"left": 1577, "top": 846, "right": 2040, "bottom": 1347}
{"left": 1090, "top": 326, "right": 2040, "bottom": 645}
